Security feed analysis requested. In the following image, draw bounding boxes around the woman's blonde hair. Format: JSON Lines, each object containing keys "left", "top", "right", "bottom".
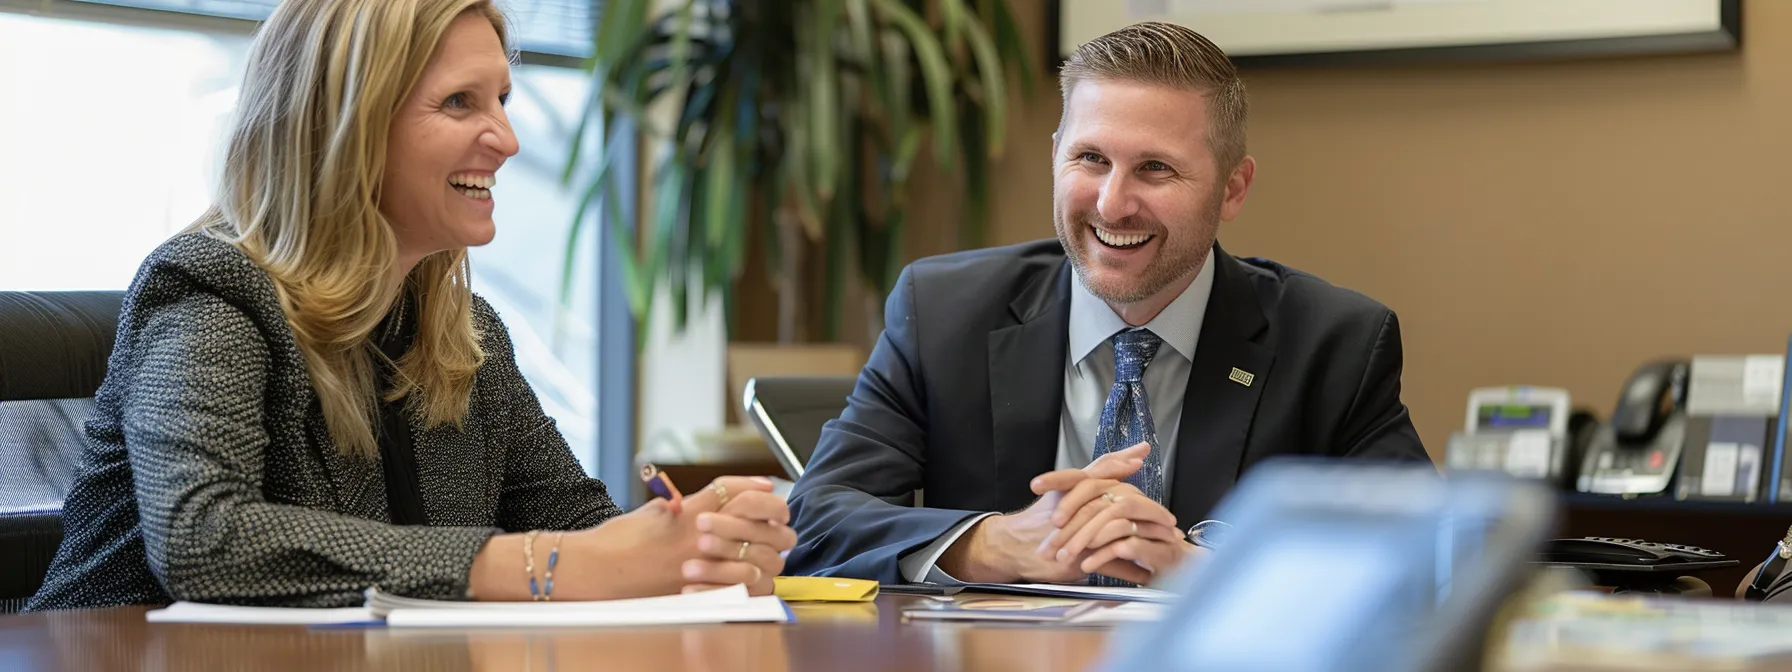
{"left": 190, "top": 0, "right": 511, "bottom": 459}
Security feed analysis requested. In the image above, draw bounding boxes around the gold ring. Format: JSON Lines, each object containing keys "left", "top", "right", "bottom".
{"left": 1102, "top": 492, "right": 1118, "bottom": 505}
{"left": 714, "top": 483, "right": 730, "bottom": 506}
{"left": 737, "top": 541, "right": 750, "bottom": 561}
{"left": 1131, "top": 521, "right": 1139, "bottom": 536}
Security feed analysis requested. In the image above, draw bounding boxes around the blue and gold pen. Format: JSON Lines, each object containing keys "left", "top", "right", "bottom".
{"left": 640, "top": 463, "right": 683, "bottom": 510}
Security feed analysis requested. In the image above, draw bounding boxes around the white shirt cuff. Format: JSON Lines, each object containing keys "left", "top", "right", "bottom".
{"left": 898, "top": 512, "right": 998, "bottom": 584}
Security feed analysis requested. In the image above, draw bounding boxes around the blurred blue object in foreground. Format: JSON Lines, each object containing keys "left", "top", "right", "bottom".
{"left": 1098, "top": 458, "right": 1558, "bottom": 672}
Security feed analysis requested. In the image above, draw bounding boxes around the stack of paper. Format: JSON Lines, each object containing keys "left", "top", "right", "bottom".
{"left": 146, "top": 603, "right": 377, "bottom": 625}
{"left": 371, "top": 584, "right": 791, "bottom": 628}
{"left": 144, "top": 584, "right": 791, "bottom": 628}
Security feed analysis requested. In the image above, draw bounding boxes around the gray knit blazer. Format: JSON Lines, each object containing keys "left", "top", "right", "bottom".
{"left": 27, "top": 232, "right": 620, "bottom": 611}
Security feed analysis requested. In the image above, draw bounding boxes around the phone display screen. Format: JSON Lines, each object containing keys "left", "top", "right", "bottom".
{"left": 1477, "top": 403, "right": 1553, "bottom": 430}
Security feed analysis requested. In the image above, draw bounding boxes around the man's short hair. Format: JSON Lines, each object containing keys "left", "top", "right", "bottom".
{"left": 1060, "top": 22, "right": 1248, "bottom": 170}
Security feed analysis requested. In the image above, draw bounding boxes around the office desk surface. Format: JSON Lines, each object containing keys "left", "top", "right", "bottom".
{"left": 0, "top": 595, "right": 1116, "bottom": 672}
{"left": 8, "top": 595, "right": 1788, "bottom": 671}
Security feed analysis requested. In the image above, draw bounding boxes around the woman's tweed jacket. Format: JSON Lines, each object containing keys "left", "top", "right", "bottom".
{"left": 28, "top": 232, "right": 620, "bottom": 610}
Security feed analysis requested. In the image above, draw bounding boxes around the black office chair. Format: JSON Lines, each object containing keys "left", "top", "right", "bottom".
{"left": 741, "top": 376, "right": 857, "bottom": 480}
{"left": 0, "top": 291, "right": 124, "bottom": 613}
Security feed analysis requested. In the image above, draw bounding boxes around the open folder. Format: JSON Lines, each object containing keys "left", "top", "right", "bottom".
{"left": 144, "top": 584, "right": 791, "bottom": 628}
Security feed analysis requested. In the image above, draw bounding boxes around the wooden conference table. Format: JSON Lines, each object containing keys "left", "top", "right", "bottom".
{"left": 12, "top": 593, "right": 1792, "bottom": 671}
{"left": 0, "top": 595, "right": 1118, "bottom": 672}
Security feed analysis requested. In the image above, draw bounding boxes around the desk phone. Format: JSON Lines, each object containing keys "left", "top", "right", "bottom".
{"left": 1446, "top": 386, "right": 1585, "bottom": 486}
{"left": 1541, "top": 537, "right": 1732, "bottom": 572}
{"left": 1577, "top": 360, "right": 1690, "bottom": 497}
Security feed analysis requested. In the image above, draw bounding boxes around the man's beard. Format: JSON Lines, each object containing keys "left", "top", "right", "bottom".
{"left": 1054, "top": 204, "right": 1220, "bottom": 305}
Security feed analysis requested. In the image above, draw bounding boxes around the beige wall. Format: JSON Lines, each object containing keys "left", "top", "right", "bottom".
{"left": 971, "top": 2, "right": 1792, "bottom": 458}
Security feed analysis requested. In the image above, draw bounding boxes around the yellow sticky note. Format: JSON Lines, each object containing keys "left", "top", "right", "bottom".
{"left": 773, "top": 576, "right": 880, "bottom": 602}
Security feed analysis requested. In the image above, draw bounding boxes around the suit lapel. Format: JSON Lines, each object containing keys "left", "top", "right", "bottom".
{"left": 314, "top": 406, "right": 487, "bottom": 524}
{"left": 1168, "top": 246, "right": 1275, "bottom": 528}
{"left": 987, "top": 261, "right": 1072, "bottom": 508}
{"left": 309, "top": 414, "right": 383, "bottom": 518}
{"left": 408, "top": 420, "right": 488, "bottom": 524}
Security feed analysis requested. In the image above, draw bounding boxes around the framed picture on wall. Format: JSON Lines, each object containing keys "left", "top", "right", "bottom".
{"left": 1050, "top": 0, "right": 1742, "bottom": 68}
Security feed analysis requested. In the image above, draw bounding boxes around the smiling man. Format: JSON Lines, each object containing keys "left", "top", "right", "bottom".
{"left": 785, "top": 22, "right": 1429, "bottom": 587}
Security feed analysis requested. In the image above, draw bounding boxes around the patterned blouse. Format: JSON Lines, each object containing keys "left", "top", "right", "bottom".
{"left": 28, "top": 232, "right": 619, "bottom": 611}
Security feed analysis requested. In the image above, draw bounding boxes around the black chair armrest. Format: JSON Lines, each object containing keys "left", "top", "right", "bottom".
{"left": 0, "top": 510, "right": 64, "bottom": 610}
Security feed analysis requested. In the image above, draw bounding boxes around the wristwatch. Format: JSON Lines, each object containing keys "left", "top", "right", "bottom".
{"left": 1746, "top": 525, "right": 1792, "bottom": 602}
{"left": 1186, "top": 520, "right": 1232, "bottom": 551}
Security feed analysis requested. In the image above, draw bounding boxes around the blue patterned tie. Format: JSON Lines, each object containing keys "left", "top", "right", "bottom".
{"left": 1093, "top": 328, "right": 1165, "bottom": 499}
{"left": 1088, "top": 328, "right": 1163, "bottom": 587}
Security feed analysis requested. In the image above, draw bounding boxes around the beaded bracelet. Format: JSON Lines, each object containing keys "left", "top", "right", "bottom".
{"left": 540, "top": 532, "right": 565, "bottom": 602}
{"left": 522, "top": 530, "right": 542, "bottom": 600}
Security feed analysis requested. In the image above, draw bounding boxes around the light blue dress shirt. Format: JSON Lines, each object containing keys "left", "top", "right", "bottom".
{"left": 898, "top": 251, "right": 1217, "bottom": 583}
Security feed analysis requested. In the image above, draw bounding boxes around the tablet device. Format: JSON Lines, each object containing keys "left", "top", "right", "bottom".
{"left": 1094, "top": 459, "right": 1556, "bottom": 672}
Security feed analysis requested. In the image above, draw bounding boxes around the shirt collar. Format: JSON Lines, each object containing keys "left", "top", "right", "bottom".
{"left": 1068, "top": 248, "right": 1216, "bottom": 365}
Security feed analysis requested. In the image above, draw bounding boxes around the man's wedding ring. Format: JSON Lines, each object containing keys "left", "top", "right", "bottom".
{"left": 737, "top": 541, "right": 750, "bottom": 561}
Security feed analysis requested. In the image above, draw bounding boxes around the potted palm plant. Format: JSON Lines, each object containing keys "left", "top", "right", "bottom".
{"left": 567, "top": 0, "right": 1037, "bottom": 345}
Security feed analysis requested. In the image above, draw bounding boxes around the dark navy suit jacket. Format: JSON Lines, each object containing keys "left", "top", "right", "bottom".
{"left": 785, "top": 239, "right": 1429, "bottom": 581}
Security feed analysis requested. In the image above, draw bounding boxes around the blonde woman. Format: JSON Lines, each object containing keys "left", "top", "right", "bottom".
{"left": 27, "top": 0, "right": 793, "bottom": 611}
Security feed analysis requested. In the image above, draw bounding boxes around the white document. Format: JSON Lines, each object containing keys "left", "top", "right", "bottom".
{"left": 1702, "top": 442, "right": 1740, "bottom": 497}
{"left": 1067, "top": 601, "right": 1166, "bottom": 625}
{"left": 386, "top": 597, "right": 789, "bottom": 628}
{"left": 145, "top": 603, "right": 376, "bottom": 625}
{"left": 372, "top": 584, "right": 791, "bottom": 628}
{"left": 364, "top": 583, "right": 755, "bottom": 617}
{"left": 145, "top": 584, "right": 791, "bottom": 628}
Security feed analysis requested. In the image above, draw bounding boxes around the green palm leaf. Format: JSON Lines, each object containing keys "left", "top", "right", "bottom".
{"left": 959, "top": 12, "right": 1006, "bottom": 159}
{"left": 570, "top": 0, "right": 1037, "bottom": 340}
{"left": 870, "top": 0, "right": 957, "bottom": 171}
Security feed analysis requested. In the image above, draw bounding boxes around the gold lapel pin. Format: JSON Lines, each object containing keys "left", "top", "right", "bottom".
{"left": 1228, "top": 368, "right": 1255, "bottom": 387}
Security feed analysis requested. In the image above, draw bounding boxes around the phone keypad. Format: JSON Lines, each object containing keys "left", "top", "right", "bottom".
{"left": 1581, "top": 536, "right": 1723, "bottom": 558}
